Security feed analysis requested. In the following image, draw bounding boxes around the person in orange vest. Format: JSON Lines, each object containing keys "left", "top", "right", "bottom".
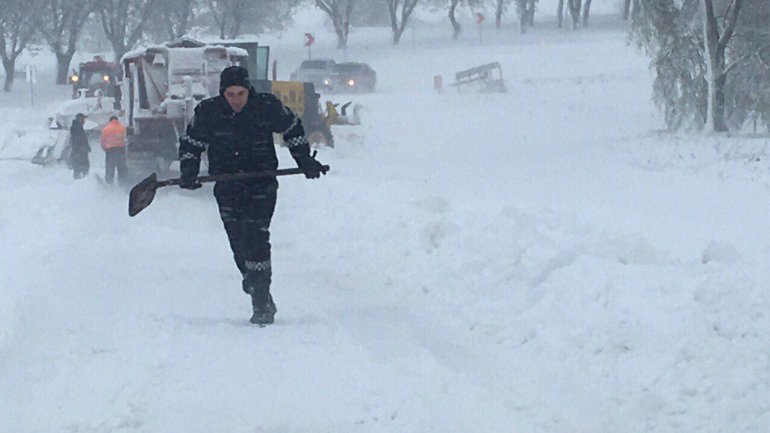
{"left": 100, "top": 116, "right": 128, "bottom": 185}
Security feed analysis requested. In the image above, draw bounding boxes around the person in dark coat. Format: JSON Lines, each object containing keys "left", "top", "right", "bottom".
{"left": 70, "top": 113, "right": 91, "bottom": 179}
{"left": 178, "top": 66, "right": 327, "bottom": 325}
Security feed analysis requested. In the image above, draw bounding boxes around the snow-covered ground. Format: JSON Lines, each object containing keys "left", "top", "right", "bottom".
{"left": 2, "top": 9, "right": 770, "bottom": 433}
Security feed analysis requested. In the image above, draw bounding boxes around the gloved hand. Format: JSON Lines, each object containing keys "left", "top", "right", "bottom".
{"left": 179, "top": 175, "right": 202, "bottom": 190}
{"left": 297, "top": 153, "right": 327, "bottom": 179}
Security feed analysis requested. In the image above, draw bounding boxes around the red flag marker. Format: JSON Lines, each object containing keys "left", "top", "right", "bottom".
{"left": 304, "top": 33, "right": 315, "bottom": 47}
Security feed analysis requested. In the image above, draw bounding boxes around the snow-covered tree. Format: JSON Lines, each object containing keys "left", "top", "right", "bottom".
{"left": 633, "top": 0, "right": 767, "bottom": 132}
{"left": 97, "top": 0, "right": 156, "bottom": 63}
{"left": 0, "top": 0, "right": 39, "bottom": 91}
{"left": 633, "top": 0, "right": 707, "bottom": 131}
{"left": 386, "top": 0, "right": 419, "bottom": 44}
{"left": 701, "top": 0, "right": 744, "bottom": 132}
{"left": 723, "top": 0, "right": 770, "bottom": 130}
{"left": 315, "top": 0, "right": 355, "bottom": 48}
{"left": 38, "top": 0, "right": 96, "bottom": 85}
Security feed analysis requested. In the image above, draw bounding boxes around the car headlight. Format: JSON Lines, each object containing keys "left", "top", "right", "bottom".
{"left": 347, "top": 79, "right": 355, "bottom": 86}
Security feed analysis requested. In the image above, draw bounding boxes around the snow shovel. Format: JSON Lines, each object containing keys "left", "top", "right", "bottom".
{"left": 128, "top": 166, "right": 329, "bottom": 217}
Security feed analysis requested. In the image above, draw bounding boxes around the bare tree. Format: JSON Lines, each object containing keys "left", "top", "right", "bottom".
{"left": 702, "top": 0, "right": 744, "bottom": 132}
{"left": 495, "top": 0, "right": 511, "bottom": 29}
{"left": 0, "top": 0, "right": 39, "bottom": 91}
{"left": 315, "top": 0, "right": 355, "bottom": 48}
{"left": 623, "top": 0, "right": 640, "bottom": 20}
{"left": 206, "top": 0, "right": 250, "bottom": 39}
{"left": 97, "top": 0, "right": 156, "bottom": 63}
{"left": 353, "top": 0, "right": 389, "bottom": 25}
{"left": 567, "top": 0, "right": 581, "bottom": 29}
{"left": 582, "top": 0, "right": 592, "bottom": 26}
{"left": 527, "top": 0, "right": 536, "bottom": 26}
{"left": 558, "top": 0, "right": 590, "bottom": 28}
{"left": 202, "top": 0, "right": 297, "bottom": 40}
{"left": 448, "top": 0, "right": 461, "bottom": 39}
{"left": 515, "top": 0, "right": 536, "bottom": 33}
{"left": 386, "top": 0, "right": 419, "bottom": 44}
{"left": 623, "top": 0, "right": 632, "bottom": 19}
{"left": 38, "top": 0, "right": 95, "bottom": 85}
{"left": 161, "top": 0, "right": 197, "bottom": 40}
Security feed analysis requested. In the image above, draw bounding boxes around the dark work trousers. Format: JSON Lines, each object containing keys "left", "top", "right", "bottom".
{"left": 104, "top": 147, "right": 128, "bottom": 185}
{"left": 214, "top": 179, "right": 278, "bottom": 304}
{"left": 71, "top": 151, "right": 90, "bottom": 179}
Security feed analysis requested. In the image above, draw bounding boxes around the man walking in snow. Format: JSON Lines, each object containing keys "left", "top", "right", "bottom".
{"left": 178, "top": 66, "right": 327, "bottom": 325}
{"left": 69, "top": 113, "right": 91, "bottom": 179}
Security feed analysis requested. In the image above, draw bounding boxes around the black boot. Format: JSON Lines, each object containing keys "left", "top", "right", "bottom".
{"left": 243, "top": 268, "right": 276, "bottom": 325}
{"left": 250, "top": 293, "right": 277, "bottom": 325}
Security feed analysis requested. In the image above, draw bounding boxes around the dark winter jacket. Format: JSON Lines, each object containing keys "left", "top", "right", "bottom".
{"left": 69, "top": 121, "right": 91, "bottom": 155}
{"left": 179, "top": 89, "right": 312, "bottom": 178}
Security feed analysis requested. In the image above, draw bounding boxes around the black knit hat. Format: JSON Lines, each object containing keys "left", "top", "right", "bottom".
{"left": 219, "top": 66, "right": 250, "bottom": 95}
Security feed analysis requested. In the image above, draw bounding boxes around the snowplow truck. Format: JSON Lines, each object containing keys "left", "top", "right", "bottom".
{"left": 120, "top": 38, "right": 248, "bottom": 176}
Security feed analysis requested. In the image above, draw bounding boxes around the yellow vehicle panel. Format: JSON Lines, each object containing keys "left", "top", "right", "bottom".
{"left": 270, "top": 81, "right": 307, "bottom": 116}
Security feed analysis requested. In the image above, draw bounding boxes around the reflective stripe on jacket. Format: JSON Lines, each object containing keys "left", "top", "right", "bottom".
{"left": 100, "top": 120, "right": 126, "bottom": 150}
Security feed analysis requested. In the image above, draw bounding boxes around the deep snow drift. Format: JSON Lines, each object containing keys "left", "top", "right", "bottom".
{"left": 2, "top": 10, "right": 770, "bottom": 433}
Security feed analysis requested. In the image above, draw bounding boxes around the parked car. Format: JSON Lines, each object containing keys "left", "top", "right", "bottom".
{"left": 332, "top": 62, "right": 376, "bottom": 92}
{"left": 290, "top": 58, "right": 337, "bottom": 91}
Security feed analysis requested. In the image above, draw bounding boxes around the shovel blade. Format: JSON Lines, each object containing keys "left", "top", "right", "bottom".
{"left": 128, "top": 173, "right": 159, "bottom": 217}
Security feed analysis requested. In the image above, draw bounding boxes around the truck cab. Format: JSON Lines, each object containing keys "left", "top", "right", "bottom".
{"left": 70, "top": 56, "right": 120, "bottom": 99}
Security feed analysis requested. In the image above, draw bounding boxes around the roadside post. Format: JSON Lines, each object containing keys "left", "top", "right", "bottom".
{"left": 305, "top": 33, "right": 315, "bottom": 59}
